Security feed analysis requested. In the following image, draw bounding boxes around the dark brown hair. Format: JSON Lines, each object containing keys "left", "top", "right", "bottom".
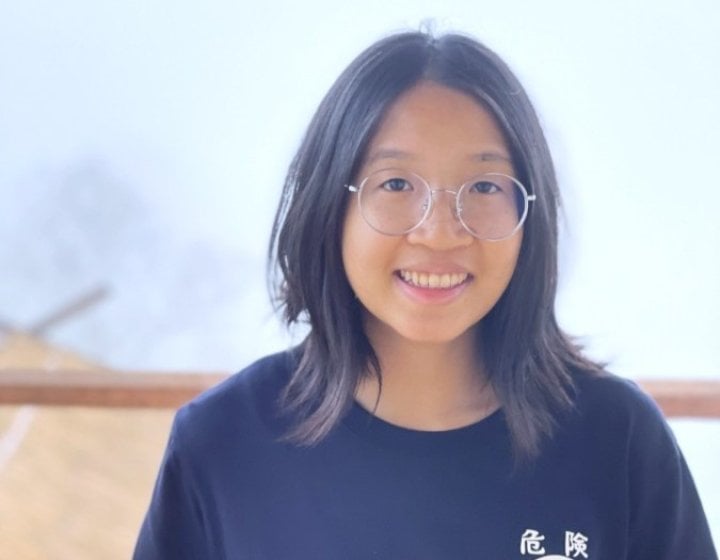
{"left": 268, "top": 30, "right": 603, "bottom": 462}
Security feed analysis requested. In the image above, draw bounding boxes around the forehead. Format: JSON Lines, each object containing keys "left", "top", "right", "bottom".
{"left": 362, "top": 81, "right": 511, "bottom": 171}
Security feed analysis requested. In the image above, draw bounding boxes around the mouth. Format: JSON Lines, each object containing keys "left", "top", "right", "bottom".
{"left": 397, "top": 270, "right": 471, "bottom": 289}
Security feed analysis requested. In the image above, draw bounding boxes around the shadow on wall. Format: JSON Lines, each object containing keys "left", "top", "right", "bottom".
{"left": 1, "top": 158, "right": 278, "bottom": 370}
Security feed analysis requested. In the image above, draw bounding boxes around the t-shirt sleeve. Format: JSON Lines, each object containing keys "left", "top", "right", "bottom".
{"left": 133, "top": 408, "right": 210, "bottom": 559}
{"left": 626, "top": 386, "right": 717, "bottom": 559}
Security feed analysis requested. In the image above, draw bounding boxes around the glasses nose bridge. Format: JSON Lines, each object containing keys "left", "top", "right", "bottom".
{"left": 424, "top": 187, "right": 462, "bottom": 223}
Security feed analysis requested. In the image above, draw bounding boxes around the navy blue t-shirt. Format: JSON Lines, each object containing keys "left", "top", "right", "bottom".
{"left": 134, "top": 351, "right": 717, "bottom": 559}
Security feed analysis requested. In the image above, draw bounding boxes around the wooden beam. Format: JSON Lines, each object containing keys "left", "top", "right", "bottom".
{"left": 0, "top": 369, "right": 227, "bottom": 408}
{"left": 638, "top": 380, "right": 720, "bottom": 419}
{"left": 0, "top": 369, "right": 718, "bottom": 417}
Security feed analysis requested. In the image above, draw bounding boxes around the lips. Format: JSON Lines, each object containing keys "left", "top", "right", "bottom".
{"left": 398, "top": 270, "right": 470, "bottom": 289}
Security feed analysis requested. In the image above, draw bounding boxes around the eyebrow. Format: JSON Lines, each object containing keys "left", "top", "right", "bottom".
{"left": 470, "top": 152, "right": 511, "bottom": 163}
{"left": 365, "top": 148, "right": 414, "bottom": 164}
{"left": 365, "top": 148, "right": 511, "bottom": 165}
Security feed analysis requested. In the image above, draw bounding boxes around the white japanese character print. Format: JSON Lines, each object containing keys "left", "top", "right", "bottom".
{"left": 520, "top": 529, "right": 547, "bottom": 555}
{"left": 565, "top": 531, "right": 589, "bottom": 558}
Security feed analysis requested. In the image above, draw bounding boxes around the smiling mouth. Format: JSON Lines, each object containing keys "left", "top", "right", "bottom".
{"left": 398, "top": 270, "right": 471, "bottom": 289}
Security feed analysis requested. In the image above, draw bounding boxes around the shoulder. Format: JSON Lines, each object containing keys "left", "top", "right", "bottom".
{"left": 560, "top": 372, "right": 691, "bottom": 506}
{"left": 171, "top": 349, "right": 298, "bottom": 453}
{"left": 568, "top": 371, "right": 679, "bottom": 460}
{"left": 189, "top": 349, "right": 295, "bottom": 411}
{"left": 567, "top": 376, "right": 717, "bottom": 557}
{"left": 572, "top": 371, "right": 664, "bottom": 425}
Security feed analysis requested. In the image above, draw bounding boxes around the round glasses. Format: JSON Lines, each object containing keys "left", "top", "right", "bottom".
{"left": 346, "top": 169, "right": 536, "bottom": 241}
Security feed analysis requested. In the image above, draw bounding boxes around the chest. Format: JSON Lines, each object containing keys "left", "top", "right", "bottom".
{"left": 210, "top": 431, "right": 630, "bottom": 559}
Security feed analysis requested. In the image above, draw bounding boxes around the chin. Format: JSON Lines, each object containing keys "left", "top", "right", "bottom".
{"left": 402, "top": 328, "right": 476, "bottom": 346}
{"left": 369, "top": 316, "right": 478, "bottom": 348}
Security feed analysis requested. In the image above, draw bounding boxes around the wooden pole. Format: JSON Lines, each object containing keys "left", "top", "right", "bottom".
{"left": 0, "top": 369, "right": 719, "bottom": 417}
{"left": 0, "top": 369, "right": 227, "bottom": 408}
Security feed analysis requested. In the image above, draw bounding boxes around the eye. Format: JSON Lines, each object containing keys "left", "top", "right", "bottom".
{"left": 380, "top": 178, "right": 412, "bottom": 192}
{"left": 469, "top": 180, "right": 500, "bottom": 194}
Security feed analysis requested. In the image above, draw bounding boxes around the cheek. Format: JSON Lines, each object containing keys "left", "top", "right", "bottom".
{"left": 342, "top": 209, "right": 373, "bottom": 291}
{"left": 341, "top": 209, "right": 361, "bottom": 281}
{"left": 500, "top": 242, "right": 522, "bottom": 275}
{"left": 341, "top": 210, "right": 396, "bottom": 293}
{"left": 483, "top": 235, "right": 523, "bottom": 287}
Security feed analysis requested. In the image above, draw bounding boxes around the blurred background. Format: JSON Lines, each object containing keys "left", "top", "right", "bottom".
{"left": 1, "top": 0, "right": 718, "bottom": 557}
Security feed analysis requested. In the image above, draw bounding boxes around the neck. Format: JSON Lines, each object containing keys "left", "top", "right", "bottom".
{"left": 355, "top": 322, "right": 497, "bottom": 431}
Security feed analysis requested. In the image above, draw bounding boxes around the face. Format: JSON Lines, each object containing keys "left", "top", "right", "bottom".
{"left": 342, "top": 81, "right": 523, "bottom": 347}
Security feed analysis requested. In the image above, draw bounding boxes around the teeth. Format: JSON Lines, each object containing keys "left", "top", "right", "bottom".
{"left": 399, "top": 270, "right": 469, "bottom": 289}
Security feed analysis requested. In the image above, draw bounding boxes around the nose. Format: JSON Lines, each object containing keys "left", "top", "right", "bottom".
{"left": 406, "top": 189, "right": 473, "bottom": 249}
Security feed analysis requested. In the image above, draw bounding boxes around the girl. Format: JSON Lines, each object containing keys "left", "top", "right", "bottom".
{"left": 134, "top": 31, "right": 716, "bottom": 559}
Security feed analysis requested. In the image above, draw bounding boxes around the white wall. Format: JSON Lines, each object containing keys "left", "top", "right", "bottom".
{"left": 1, "top": 0, "right": 718, "bottom": 539}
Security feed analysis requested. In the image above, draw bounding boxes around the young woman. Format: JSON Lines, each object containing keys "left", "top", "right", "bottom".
{"left": 134, "top": 31, "right": 717, "bottom": 559}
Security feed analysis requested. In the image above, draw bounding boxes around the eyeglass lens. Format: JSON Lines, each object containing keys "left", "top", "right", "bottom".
{"left": 358, "top": 169, "right": 527, "bottom": 240}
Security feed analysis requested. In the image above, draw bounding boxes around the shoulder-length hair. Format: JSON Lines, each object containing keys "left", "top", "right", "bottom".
{"left": 268, "top": 30, "right": 603, "bottom": 462}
